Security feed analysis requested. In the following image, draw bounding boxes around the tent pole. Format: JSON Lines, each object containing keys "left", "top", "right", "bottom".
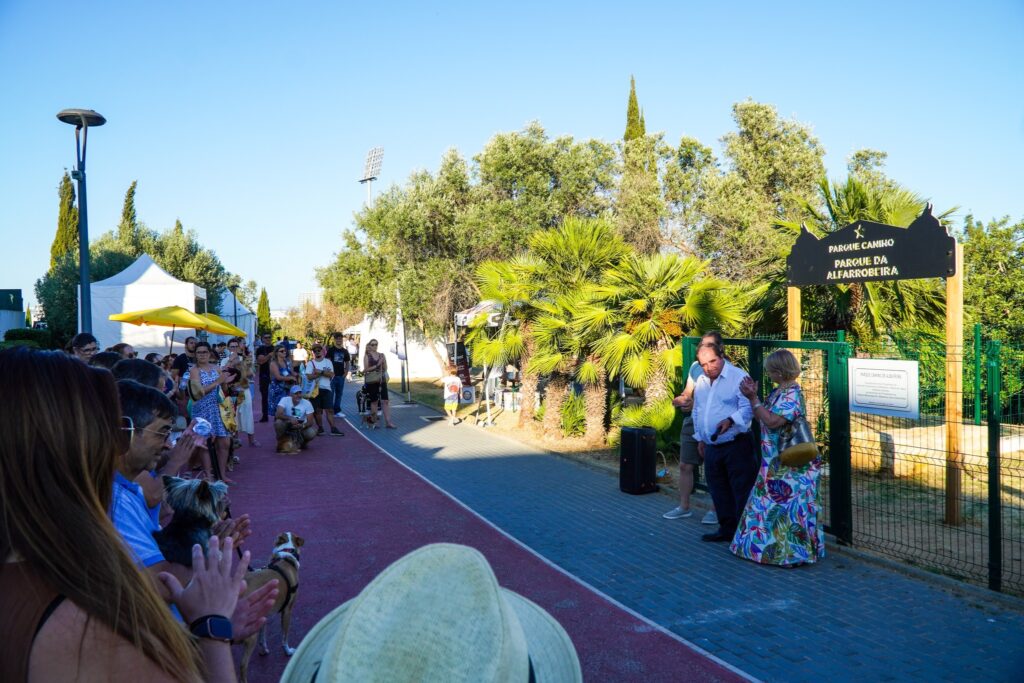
{"left": 168, "top": 325, "right": 175, "bottom": 355}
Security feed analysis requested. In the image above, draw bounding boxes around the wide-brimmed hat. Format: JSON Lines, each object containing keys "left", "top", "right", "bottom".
{"left": 281, "top": 543, "right": 582, "bottom": 682}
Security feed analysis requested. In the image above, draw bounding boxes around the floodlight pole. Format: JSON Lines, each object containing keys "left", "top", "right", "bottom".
{"left": 57, "top": 109, "right": 106, "bottom": 333}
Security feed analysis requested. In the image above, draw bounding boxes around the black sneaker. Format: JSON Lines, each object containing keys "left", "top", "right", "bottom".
{"left": 317, "top": 427, "right": 325, "bottom": 435}
{"left": 331, "top": 427, "right": 344, "bottom": 436}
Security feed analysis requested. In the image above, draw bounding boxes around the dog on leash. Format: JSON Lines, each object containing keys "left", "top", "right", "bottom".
{"left": 152, "top": 476, "right": 229, "bottom": 566}
{"left": 356, "top": 385, "right": 368, "bottom": 414}
{"left": 239, "top": 532, "right": 305, "bottom": 683}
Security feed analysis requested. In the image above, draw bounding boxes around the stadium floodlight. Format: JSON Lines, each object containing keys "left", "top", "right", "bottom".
{"left": 57, "top": 109, "right": 106, "bottom": 333}
{"left": 359, "top": 146, "right": 384, "bottom": 206}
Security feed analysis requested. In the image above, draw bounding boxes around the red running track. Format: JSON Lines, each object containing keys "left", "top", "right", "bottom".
{"left": 228, "top": 419, "right": 749, "bottom": 682}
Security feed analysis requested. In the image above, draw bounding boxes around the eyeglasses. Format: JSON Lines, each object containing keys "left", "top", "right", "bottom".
{"left": 78, "top": 346, "right": 98, "bottom": 354}
{"left": 120, "top": 416, "right": 172, "bottom": 442}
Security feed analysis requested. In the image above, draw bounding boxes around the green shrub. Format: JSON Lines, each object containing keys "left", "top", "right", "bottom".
{"left": 4, "top": 328, "right": 53, "bottom": 348}
{"left": 0, "top": 339, "right": 40, "bottom": 350}
{"left": 560, "top": 391, "right": 586, "bottom": 437}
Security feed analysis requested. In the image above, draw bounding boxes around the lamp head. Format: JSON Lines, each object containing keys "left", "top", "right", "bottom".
{"left": 57, "top": 109, "right": 106, "bottom": 128}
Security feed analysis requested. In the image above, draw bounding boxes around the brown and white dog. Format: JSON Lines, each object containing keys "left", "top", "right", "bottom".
{"left": 239, "top": 532, "right": 304, "bottom": 683}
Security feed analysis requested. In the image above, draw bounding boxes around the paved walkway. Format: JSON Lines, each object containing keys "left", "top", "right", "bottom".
{"left": 229, "top": 402, "right": 746, "bottom": 682}
{"left": 339, "top": 388, "right": 1024, "bottom": 683}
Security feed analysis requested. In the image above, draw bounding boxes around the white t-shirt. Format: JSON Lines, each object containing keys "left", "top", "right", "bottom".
{"left": 277, "top": 397, "right": 314, "bottom": 420}
{"left": 292, "top": 347, "right": 309, "bottom": 363}
{"left": 442, "top": 374, "right": 463, "bottom": 402}
{"left": 346, "top": 342, "right": 358, "bottom": 356}
{"left": 305, "top": 358, "right": 334, "bottom": 389}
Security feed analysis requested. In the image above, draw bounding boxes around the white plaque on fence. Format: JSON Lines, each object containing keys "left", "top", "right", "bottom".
{"left": 848, "top": 358, "right": 920, "bottom": 419}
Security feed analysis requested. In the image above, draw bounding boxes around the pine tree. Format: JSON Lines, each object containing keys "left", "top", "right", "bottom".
{"left": 118, "top": 180, "right": 139, "bottom": 246}
{"left": 50, "top": 171, "right": 79, "bottom": 270}
{"left": 624, "top": 76, "right": 643, "bottom": 141}
{"left": 25, "top": 305, "right": 31, "bottom": 327}
{"left": 257, "top": 288, "right": 272, "bottom": 336}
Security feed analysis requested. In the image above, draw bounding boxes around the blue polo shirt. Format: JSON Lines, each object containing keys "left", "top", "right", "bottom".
{"left": 111, "top": 472, "right": 164, "bottom": 568}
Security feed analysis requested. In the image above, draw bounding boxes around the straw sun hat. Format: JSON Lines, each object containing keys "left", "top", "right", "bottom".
{"left": 281, "top": 543, "right": 582, "bottom": 682}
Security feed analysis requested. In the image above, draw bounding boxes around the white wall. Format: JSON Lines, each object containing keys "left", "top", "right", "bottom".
{"left": 345, "top": 315, "right": 446, "bottom": 379}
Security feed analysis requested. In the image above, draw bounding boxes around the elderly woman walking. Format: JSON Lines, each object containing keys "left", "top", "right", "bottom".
{"left": 732, "top": 349, "right": 825, "bottom": 566}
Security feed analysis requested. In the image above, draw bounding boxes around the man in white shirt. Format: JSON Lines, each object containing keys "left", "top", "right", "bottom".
{"left": 691, "top": 342, "right": 756, "bottom": 542}
{"left": 275, "top": 385, "right": 318, "bottom": 448}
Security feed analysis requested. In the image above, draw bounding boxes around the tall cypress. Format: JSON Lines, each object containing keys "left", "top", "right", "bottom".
{"left": 25, "top": 305, "right": 31, "bottom": 327}
{"left": 257, "top": 288, "right": 272, "bottom": 336}
{"left": 50, "top": 171, "right": 79, "bottom": 270}
{"left": 118, "top": 180, "right": 139, "bottom": 246}
{"left": 624, "top": 76, "right": 643, "bottom": 141}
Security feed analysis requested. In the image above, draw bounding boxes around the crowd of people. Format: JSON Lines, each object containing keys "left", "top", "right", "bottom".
{"left": 1, "top": 336, "right": 580, "bottom": 681}
{"left": 662, "top": 332, "right": 825, "bottom": 567}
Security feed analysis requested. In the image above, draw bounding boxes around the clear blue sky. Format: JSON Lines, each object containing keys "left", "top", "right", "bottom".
{"left": 1, "top": 1, "right": 1021, "bottom": 317}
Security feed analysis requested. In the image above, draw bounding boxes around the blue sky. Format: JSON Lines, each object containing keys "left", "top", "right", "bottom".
{"left": 1, "top": 1, "right": 1021, "bottom": 317}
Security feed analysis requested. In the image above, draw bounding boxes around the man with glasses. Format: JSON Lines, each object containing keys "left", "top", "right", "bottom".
{"left": 111, "top": 379, "right": 273, "bottom": 630}
{"left": 255, "top": 333, "right": 275, "bottom": 422}
{"left": 69, "top": 332, "right": 99, "bottom": 363}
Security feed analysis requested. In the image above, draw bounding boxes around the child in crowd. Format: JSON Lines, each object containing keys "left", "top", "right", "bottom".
{"left": 441, "top": 365, "right": 462, "bottom": 426}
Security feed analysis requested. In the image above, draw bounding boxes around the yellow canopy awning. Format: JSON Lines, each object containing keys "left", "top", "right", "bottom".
{"left": 110, "top": 305, "right": 215, "bottom": 330}
{"left": 200, "top": 313, "right": 246, "bottom": 337}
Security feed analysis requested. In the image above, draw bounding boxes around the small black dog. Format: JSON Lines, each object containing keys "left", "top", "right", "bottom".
{"left": 356, "top": 385, "right": 369, "bottom": 414}
{"left": 152, "top": 476, "right": 229, "bottom": 566}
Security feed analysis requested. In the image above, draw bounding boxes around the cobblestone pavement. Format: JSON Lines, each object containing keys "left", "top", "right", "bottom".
{"left": 352, "top": 395, "right": 1024, "bottom": 683}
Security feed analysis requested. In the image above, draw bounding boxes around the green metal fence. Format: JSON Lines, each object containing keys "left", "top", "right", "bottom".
{"left": 682, "top": 332, "right": 1022, "bottom": 595}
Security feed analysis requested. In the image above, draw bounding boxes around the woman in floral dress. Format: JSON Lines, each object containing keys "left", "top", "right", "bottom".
{"left": 267, "top": 346, "right": 296, "bottom": 415}
{"left": 732, "top": 349, "right": 825, "bottom": 566}
{"left": 183, "top": 341, "right": 232, "bottom": 482}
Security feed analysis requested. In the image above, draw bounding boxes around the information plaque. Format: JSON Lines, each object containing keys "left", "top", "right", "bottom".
{"left": 848, "top": 358, "right": 920, "bottom": 420}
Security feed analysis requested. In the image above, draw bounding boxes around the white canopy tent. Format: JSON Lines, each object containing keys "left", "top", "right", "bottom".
{"left": 343, "top": 314, "right": 446, "bottom": 380}
{"left": 209, "top": 288, "right": 257, "bottom": 346}
{"left": 85, "top": 254, "right": 206, "bottom": 356}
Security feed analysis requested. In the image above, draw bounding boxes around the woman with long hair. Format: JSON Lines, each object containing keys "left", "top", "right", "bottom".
{"left": 267, "top": 345, "right": 296, "bottom": 418}
{"left": 362, "top": 339, "right": 396, "bottom": 429}
{"left": 0, "top": 347, "right": 248, "bottom": 681}
{"left": 183, "top": 341, "right": 233, "bottom": 482}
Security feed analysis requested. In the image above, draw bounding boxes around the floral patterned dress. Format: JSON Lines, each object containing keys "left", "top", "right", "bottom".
{"left": 730, "top": 384, "right": 825, "bottom": 566}
{"left": 184, "top": 367, "right": 230, "bottom": 438}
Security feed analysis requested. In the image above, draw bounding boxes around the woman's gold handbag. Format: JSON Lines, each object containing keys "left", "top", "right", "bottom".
{"left": 779, "top": 416, "right": 819, "bottom": 467}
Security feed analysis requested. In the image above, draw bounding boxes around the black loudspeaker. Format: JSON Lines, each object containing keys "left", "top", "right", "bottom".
{"left": 619, "top": 426, "right": 659, "bottom": 494}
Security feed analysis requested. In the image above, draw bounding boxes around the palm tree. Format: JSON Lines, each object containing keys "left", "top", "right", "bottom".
{"left": 754, "top": 176, "right": 953, "bottom": 339}
{"left": 577, "top": 252, "right": 746, "bottom": 430}
{"left": 470, "top": 217, "right": 629, "bottom": 438}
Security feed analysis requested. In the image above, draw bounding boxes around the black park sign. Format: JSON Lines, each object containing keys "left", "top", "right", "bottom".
{"left": 786, "top": 206, "right": 956, "bottom": 287}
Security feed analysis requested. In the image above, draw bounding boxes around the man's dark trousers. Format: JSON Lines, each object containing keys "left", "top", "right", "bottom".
{"left": 704, "top": 432, "right": 758, "bottom": 536}
{"left": 259, "top": 375, "right": 271, "bottom": 420}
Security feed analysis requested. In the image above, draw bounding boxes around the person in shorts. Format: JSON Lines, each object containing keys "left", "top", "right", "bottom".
{"left": 304, "top": 344, "right": 344, "bottom": 436}
{"left": 441, "top": 364, "right": 462, "bottom": 426}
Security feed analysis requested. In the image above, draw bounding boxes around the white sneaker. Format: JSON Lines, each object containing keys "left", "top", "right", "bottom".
{"left": 701, "top": 510, "right": 718, "bottom": 525}
{"left": 335, "top": 412, "right": 346, "bottom": 418}
{"left": 662, "top": 506, "right": 693, "bottom": 520}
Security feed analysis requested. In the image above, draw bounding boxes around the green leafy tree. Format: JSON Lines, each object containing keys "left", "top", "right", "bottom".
{"left": 50, "top": 171, "right": 79, "bottom": 270}
{"left": 662, "top": 137, "right": 718, "bottom": 254}
{"left": 691, "top": 101, "right": 826, "bottom": 282}
{"left": 624, "top": 76, "right": 643, "bottom": 141}
{"left": 257, "top": 288, "right": 272, "bottom": 336}
{"left": 963, "top": 215, "right": 1024, "bottom": 342}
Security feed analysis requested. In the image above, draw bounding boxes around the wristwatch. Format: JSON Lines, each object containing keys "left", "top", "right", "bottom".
{"left": 189, "top": 615, "right": 233, "bottom": 642}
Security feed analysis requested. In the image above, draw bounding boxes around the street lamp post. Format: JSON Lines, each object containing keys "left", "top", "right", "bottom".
{"left": 57, "top": 109, "right": 106, "bottom": 333}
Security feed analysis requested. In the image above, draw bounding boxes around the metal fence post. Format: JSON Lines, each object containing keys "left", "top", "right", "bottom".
{"left": 975, "top": 323, "right": 983, "bottom": 426}
{"left": 827, "top": 341, "right": 853, "bottom": 545}
{"left": 986, "top": 340, "right": 1002, "bottom": 592}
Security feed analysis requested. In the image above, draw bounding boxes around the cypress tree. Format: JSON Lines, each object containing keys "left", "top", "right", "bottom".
{"left": 25, "top": 305, "right": 31, "bottom": 327}
{"left": 257, "top": 288, "right": 272, "bottom": 336}
{"left": 639, "top": 108, "right": 646, "bottom": 137}
{"left": 117, "top": 180, "right": 139, "bottom": 245}
{"left": 624, "top": 76, "right": 643, "bottom": 141}
{"left": 50, "top": 171, "right": 79, "bottom": 270}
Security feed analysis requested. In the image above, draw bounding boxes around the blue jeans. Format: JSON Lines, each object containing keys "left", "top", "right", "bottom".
{"left": 331, "top": 374, "right": 346, "bottom": 413}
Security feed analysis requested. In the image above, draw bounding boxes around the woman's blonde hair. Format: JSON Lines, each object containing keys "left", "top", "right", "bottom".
{"left": 764, "top": 349, "right": 801, "bottom": 381}
{"left": 0, "top": 348, "right": 203, "bottom": 681}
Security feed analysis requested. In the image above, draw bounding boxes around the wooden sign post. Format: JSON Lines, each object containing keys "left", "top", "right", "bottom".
{"left": 786, "top": 207, "right": 964, "bottom": 525}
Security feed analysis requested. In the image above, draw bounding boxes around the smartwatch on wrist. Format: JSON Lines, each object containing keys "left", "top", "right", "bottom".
{"left": 189, "top": 614, "right": 233, "bottom": 642}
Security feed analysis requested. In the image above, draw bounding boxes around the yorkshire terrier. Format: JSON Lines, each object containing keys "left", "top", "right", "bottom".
{"left": 152, "top": 475, "right": 230, "bottom": 566}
